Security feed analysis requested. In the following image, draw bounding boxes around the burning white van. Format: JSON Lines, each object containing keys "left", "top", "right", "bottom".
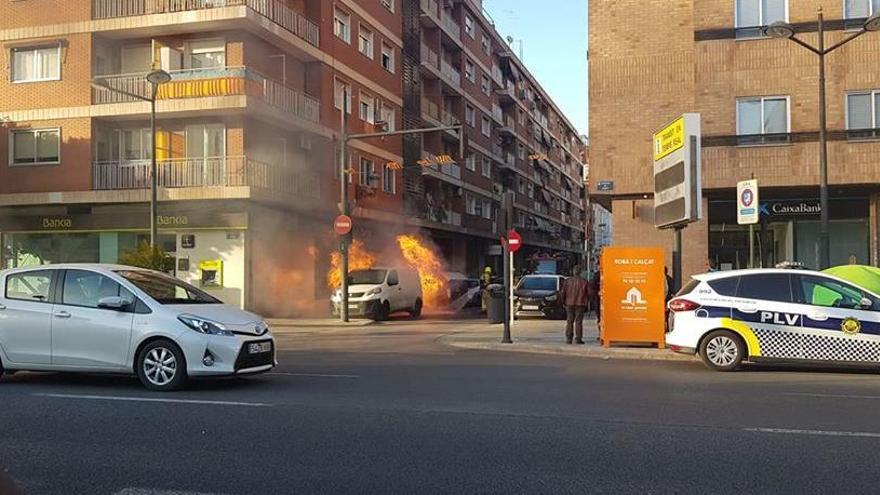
{"left": 331, "top": 267, "right": 423, "bottom": 321}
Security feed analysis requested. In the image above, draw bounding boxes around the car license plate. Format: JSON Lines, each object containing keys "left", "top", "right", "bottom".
{"left": 248, "top": 342, "right": 271, "bottom": 354}
{"left": 522, "top": 305, "right": 540, "bottom": 310}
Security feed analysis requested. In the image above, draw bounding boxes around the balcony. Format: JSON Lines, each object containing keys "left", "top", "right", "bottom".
{"left": 92, "top": 67, "right": 320, "bottom": 123}
{"left": 440, "top": 10, "right": 461, "bottom": 41}
{"left": 440, "top": 60, "right": 462, "bottom": 89}
{"left": 420, "top": 0, "right": 440, "bottom": 26}
{"left": 491, "top": 104, "right": 504, "bottom": 124}
{"left": 92, "top": 156, "right": 320, "bottom": 198}
{"left": 420, "top": 44, "right": 440, "bottom": 75}
{"left": 496, "top": 80, "right": 516, "bottom": 104}
{"left": 421, "top": 97, "right": 440, "bottom": 121}
{"left": 93, "top": 0, "right": 319, "bottom": 47}
{"left": 441, "top": 110, "right": 459, "bottom": 127}
{"left": 498, "top": 115, "right": 516, "bottom": 136}
{"left": 491, "top": 64, "right": 503, "bottom": 87}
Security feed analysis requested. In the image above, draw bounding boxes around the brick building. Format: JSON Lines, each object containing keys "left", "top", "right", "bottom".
{"left": 0, "top": 0, "right": 585, "bottom": 316}
{"left": 590, "top": 0, "right": 880, "bottom": 276}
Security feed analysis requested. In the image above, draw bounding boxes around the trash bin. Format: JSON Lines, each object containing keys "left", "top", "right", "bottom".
{"left": 486, "top": 283, "right": 505, "bottom": 324}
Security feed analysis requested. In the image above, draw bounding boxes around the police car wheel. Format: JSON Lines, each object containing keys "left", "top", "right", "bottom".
{"left": 699, "top": 330, "right": 745, "bottom": 372}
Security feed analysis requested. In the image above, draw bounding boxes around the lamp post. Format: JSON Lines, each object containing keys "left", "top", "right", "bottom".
{"left": 145, "top": 69, "right": 172, "bottom": 248}
{"left": 765, "top": 10, "right": 880, "bottom": 269}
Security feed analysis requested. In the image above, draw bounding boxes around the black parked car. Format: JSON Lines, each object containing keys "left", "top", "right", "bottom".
{"left": 514, "top": 274, "right": 566, "bottom": 319}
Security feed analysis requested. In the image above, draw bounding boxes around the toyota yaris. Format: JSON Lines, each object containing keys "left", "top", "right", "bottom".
{"left": 0, "top": 264, "right": 275, "bottom": 391}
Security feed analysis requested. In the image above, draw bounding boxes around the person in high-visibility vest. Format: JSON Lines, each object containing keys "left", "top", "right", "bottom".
{"left": 480, "top": 266, "right": 493, "bottom": 311}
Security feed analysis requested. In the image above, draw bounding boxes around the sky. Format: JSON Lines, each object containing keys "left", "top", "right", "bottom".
{"left": 483, "top": 0, "right": 588, "bottom": 136}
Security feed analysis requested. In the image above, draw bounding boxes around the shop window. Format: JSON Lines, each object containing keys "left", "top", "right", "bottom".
{"left": 735, "top": 0, "right": 787, "bottom": 38}
{"left": 846, "top": 91, "right": 880, "bottom": 139}
{"left": 11, "top": 45, "right": 60, "bottom": 82}
{"left": 334, "top": 8, "right": 351, "bottom": 43}
{"left": 186, "top": 39, "right": 225, "bottom": 70}
{"left": 736, "top": 96, "right": 789, "bottom": 145}
{"left": 11, "top": 129, "right": 60, "bottom": 166}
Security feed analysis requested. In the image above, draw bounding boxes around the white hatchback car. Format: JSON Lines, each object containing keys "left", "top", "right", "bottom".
{"left": 667, "top": 268, "right": 880, "bottom": 371}
{"left": 0, "top": 264, "right": 275, "bottom": 391}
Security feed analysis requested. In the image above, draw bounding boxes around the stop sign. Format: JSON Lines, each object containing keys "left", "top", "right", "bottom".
{"left": 334, "top": 215, "right": 353, "bottom": 235}
{"left": 506, "top": 229, "right": 522, "bottom": 253}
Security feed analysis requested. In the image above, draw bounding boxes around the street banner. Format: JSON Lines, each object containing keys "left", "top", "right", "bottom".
{"left": 737, "top": 179, "right": 759, "bottom": 225}
{"left": 600, "top": 247, "right": 666, "bottom": 348}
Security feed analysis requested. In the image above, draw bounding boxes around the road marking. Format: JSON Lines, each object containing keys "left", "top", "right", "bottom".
{"left": 267, "top": 372, "right": 360, "bottom": 379}
{"left": 744, "top": 427, "right": 880, "bottom": 438}
{"left": 34, "top": 393, "right": 271, "bottom": 407}
{"left": 785, "top": 392, "right": 880, "bottom": 400}
{"left": 114, "top": 489, "right": 226, "bottom": 495}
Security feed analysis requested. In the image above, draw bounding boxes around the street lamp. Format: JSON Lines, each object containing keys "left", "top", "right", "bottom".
{"left": 145, "top": 69, "right": 171, "bottom": 248}
{"left": 764, "top": 10, "right": 880, "bottom": 269}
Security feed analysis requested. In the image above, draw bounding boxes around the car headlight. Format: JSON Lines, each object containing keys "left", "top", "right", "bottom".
{"left": 366, "top": 287, "right": 382, "bottom": 296}
{"left": 545, "top": 295, "right": 558, "bottom": 302}
{"left": 178, "top": 314, "right": 235, "bottom": 336}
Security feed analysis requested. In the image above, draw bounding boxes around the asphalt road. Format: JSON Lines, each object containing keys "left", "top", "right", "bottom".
{"left": 5, "top": 319, "right": 880, "bottom": 494}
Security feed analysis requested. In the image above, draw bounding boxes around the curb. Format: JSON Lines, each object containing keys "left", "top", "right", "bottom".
{"left": 267, "top": 318, "right": 375, "bottom": 329}
{"left": 442, "top": 339, "right": 697, "bottom": 362}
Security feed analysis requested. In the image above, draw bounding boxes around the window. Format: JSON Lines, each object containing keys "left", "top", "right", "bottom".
{"left": 518, "top": 179, "right": 525, "bottom": 194}
{"left": 359, "top": 157, "right": 376, "bottom": 187}
{"left": 465, "top": 153, "right": 476, "bottom": 171}
{"left": 61, "top": 270, "right": 134, "bottom": 309}
{"left": 465, "top": 15, "right": 475, "bottom": 38}
{"left": 381, "top": 0, "right": 394, "bottom": 13}
{"left": 796, "top": 275, "right": 878, "bottom": 310}
{"left": 334, "top": 79, "right": 353, "bottom": 113}
{"left": 464, "top": 59, "right": 476, "bottom": 82}
{"left": 117, "top": 270, "right": 219, "bottom": 305}
{"left": 5, "top": 270, "right": 53, "bottom": 302}
{"left": 736, "top": 96, "right": 789, "bottom": 145}
{"left": 481, "top": 199, "right": 492, "bottom": 219}
{"left": 517, "top": 142, "right": 526, "bottom": 159}
{"left": 121, "top": 128, "right": 152, "bottom": 161}
{"left": 736, "top": 273, "right": 793, "bottom": 302}
{"left": 359, "top": 92, "right": 375, "bottom": 123}
{"left": 359, "top": 26, "right": 374, "bottom": 58}
{"left": 518, "top": 108, "right": 526, "bottom": 125}
{"left": 845, "top": 0, "right": 880, "bottom": 20}
{"left": 185, "top": 125, "right": 225, "bottom": 158}
{"left": 481, "top": 75, "right": 491, "bottom": 95}
{"left": 186, "top": 39, "right": 225, "bottom": 69}
{"left": 481, "top": 157, "right": 492, "bottom": 178}
{"left": 382, "top": 163, "right": 395, "bottom": 193}
{"left": 381, "top": 42, "right": 395, "bottom": 72}
{"left": 846, "top": 91, "right": 880, "bottom": 139}
{"left": 387, "top": 270, "right": 399, "bottom": 286}
{"left": 120, "top": 45, "right": 152, "bottom": 73}
{"left": 334, "top": 8, "right": 351, "bottom": 43}
{"left": 466, "top": 194, "right": 477, "bottom": 215}
{"left": 527, "top": 182, "right": 534, "bottom": 199}
{"left": 465, "top": 105, "right": 476, "bottom": 126}
{"left": 11, "top": 129, "right": 60, "bottom": 165}
{"left": 380, "top": 103, "right": 396, "bottom": 131}
{"left": 481, "top": 116, "right": 491, "bottom": 137}
{"left": 11, "top": 45, "right": 60, "bottom": 83}
{"left": 735, "top": 0, "right": 787, "bottom": 37}
{"left": 481, "top": 35, "right": 491, "bottom": 55}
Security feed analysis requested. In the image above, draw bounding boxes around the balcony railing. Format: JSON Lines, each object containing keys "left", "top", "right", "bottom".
{"left": 93, "top": 0, "right": 319, "bottom": 47}
{"left": 92, "top": 67, "right": 319, "bottom": 123}
{"left": 440, "top": 59, "right": 461, "bottom": 87}
{"left": 420, "top": 0, "right": 439, "bottom": 20}
{"left": 421, "top": 97, "right": 439, "bottom": 120}
{"left": 440, "top": 10, "right": 461, "bottom": 39}
{"left": 440, "top": 110, "right": 458, "bottom": 127}
{"left": 421, "top": 44, "right": 439, "bottom": 70}
{"left": 92, "top": 156, "right": 320, "bottom": 198}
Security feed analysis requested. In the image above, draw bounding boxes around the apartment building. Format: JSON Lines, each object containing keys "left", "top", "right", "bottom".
{"left": 590, "top": 0, "right": 880, "bottom": 276}
{"left": 404, "top": 0, "right": 587, "bottom": 275}
{"left": 0, "top": 0, "right": 585, "bottom": 316}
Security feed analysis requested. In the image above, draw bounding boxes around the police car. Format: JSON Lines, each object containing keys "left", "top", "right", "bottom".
{"left": 666, "top": 268, "right": 880, "bottom": 371}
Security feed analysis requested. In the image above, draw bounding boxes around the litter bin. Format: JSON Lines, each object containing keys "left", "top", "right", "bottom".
{"left": 486, "top": 283, "right": 505, "bottom": 324}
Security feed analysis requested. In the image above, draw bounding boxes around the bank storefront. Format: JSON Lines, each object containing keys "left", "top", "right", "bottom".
{"left": 709, "top": 193, "right": 872, "bottom": 270}
{"left": 0, "top": 202, "right": 249, "bottom": 308}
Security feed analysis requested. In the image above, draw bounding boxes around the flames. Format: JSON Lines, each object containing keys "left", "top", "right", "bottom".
{"left": 326, "top": 239, "right": 377, "bottom": 291}
{"left": 326, "top": 234, "right": 449, "bottom": 310}
{"left": 395, "top": 234, "right": 448, "bottom": 309}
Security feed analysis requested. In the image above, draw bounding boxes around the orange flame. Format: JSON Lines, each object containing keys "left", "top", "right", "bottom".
{"left": 395, "top": 234, "right": 448, "bottom": 309}
{"left": 327, "top": 240, "right": 377, "bottom": 289}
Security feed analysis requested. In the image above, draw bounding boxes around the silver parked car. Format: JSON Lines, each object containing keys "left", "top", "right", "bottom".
{"left": 0, "top": 264, "right": 275, "bottom": 391}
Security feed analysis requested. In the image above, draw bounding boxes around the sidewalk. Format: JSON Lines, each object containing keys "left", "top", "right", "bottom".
{"left": 439, "top": 317, "right": 697, "bottom": 362}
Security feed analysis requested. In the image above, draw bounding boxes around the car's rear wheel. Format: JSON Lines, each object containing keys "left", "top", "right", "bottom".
{"left": 409, "top": 298, "right": 423, "bottom": 319}
{"left": 699, "top": 330, "right": 745, "bottom": 372}
{"left": 137, "top": 340, "right": 188, "bottom": 391}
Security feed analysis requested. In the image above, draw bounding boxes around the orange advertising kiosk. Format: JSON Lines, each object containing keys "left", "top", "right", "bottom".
{"left": 600, "top": 247, "right": 666, "bottom": 348}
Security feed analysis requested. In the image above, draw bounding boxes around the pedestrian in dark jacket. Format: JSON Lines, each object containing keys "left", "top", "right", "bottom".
{"left": 559, "top": 265, "right": 590, "bottom": 344}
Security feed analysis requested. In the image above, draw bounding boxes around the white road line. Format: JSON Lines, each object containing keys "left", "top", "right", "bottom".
{"left": 785, "top": 392, "right": 880, "bottom": 400}
{"left": 34, "top": 393, "right": 271, "bottom": 407}
{"left": 114, "top": 489, "right": 226, "bottom": 495}
{"left": 267, "top": 372, "right": 360, "bottom": 378}
{"left": 744, "top": 427, "right": 880, "bottom": 438}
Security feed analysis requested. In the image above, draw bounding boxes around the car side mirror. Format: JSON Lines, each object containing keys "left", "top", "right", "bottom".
{"left": 860, "top": 297, "right": 873, "bottom": 310}
{"left": 97, "top": 296, "right": 130, "bottom": 311}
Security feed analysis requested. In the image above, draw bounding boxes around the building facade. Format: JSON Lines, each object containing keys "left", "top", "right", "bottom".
{"left": 0, "top": 0, "right": 584, "bottom": 316}
{"left": 590, "top": 0, "right": 880, "bottom": 276}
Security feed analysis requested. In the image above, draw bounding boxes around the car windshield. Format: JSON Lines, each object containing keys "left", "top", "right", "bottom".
{"left": 116, "top": 270, "right": 220, "bottom": 305}
{"left": 519, "top": 277, "right": 558, "bottom": 291}
{"left": 349, "top": 269, "right": 388, "bottom": 285}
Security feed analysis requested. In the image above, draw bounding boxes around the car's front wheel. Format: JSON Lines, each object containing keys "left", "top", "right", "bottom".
{"left": 137, "top": 339, "right": 188, "bottom": 391}
{"left": 699, "top": 330, "right": 745, "bottom": 372}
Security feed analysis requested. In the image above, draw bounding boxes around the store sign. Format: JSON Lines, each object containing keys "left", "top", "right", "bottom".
{"left": 737, "top": 179, "right": 759, "bottom": 225}
{"left": 653, "top": 113, "right": 702, "bottom": 229}
{"left": 760, "top": 200, "right": 822, "bottom": 218}
{"left": 41, "top": 217, "right": 73, "bottom": 230}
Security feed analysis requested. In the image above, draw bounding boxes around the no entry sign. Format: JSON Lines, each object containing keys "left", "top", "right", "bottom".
{"left": 334, "top": 215, "right": 353, "bottom": 235}
{"left": 506, "top": 230, "right": 522, "bottom": 253}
